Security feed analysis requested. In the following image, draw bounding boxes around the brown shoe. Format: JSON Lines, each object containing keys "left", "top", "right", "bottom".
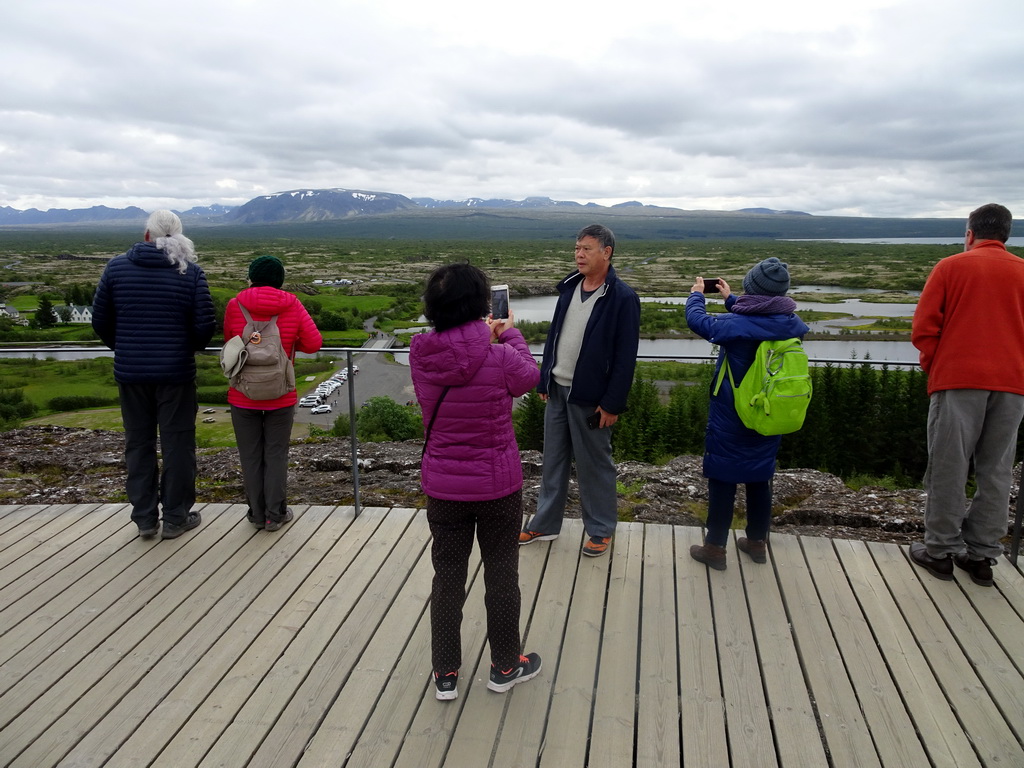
{"left": 737, "top": 537, "right": 767, "bottom": 564}
{"left": 690, "top": 542, "right": 727, "bottom": 570}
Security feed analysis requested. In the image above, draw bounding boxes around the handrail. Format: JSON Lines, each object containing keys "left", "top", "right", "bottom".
{"left": 3, "top": 344, "right": 1019, "bottom": 566}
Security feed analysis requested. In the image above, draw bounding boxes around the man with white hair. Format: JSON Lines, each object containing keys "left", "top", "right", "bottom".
{"left": 92, "top": 210, "right": 216, "bottom": 539}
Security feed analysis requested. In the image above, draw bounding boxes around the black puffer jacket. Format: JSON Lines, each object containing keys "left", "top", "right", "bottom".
{"left": 91, "top": 242, "right": 216, "bottom": 384}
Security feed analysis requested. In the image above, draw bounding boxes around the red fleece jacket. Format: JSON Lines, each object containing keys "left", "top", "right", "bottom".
{"left": 912, "top": 240, "right": 1024, "bottom": 395}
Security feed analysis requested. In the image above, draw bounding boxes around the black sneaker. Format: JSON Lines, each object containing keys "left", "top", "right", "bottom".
{"left": 953, "top": 553, "right": 995, "bottom": 587}
{"left": 433, "top": 670, "right": 458, "bottom": 701}
{"left": 137, "top": 521, "right": 160, "bottom": 538}
{"left": 265, "top": 507, "right": 294, "bottom": 533}
{"left": 488, "top": 653, "right": 542, "bottom": 693}
{"left": 161, "top": 511, "right": 202, "bottom": 540}
{"left": 908, "top": 542, "right": 953, "bottom": 581}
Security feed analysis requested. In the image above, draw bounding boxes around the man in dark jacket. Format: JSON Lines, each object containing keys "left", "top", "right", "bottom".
{"left": 519, "top": 224, "right": 640, "bottom": 557}
{"left": 92, "top": 210, "right": 216, "bottom": 539}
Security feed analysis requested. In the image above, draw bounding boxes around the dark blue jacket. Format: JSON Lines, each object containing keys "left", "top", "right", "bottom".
{"left": 686, "top": 292, "right": 809, "bottom": 483}
{"left": 538, "top": 265, "right": 640, "bottom": 414}
{"left": 92, "top": 242, "right": 216, "bottom": 384}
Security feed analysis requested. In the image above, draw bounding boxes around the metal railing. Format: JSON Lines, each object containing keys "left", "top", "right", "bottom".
{"left": 5, "top": 343, "right": 1021, "bottom": 566}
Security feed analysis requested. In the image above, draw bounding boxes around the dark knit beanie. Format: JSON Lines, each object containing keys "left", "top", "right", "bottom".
{"left": 742, "top": 257, "right": 790, "bottom": 296}
{"left": 248, "top": 255, "right": 285, "bottom": 288}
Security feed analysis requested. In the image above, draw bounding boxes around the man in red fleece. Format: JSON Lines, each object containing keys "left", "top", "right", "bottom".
{"left": 910, "top": 203, "right": 1024, "bottom": 586}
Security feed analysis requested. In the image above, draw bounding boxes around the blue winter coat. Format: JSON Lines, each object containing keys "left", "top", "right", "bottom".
{"left": 686, "top": 293, "right": 809, "bottom": 483}
{"left": 538, "top": 265, "right": 640, "bottom": 414}
{"left": 91, "top": 242, "right": 216, "bottom": 384}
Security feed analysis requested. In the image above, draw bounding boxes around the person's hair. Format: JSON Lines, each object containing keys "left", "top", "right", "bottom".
{"left": 576, "top": 223, "right": 615, "bottom": 258}
{"left": 145, "top": 209, "right": 197, "bottom": 274}
{"left": 968, "top": 203, "right": 1012, "bottom": 243}
{"left": 422, "top": 262, "right": 491, "bottom": 332}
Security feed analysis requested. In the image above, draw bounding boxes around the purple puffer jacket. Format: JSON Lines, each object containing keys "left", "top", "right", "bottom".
{"left": 410, "top": 320, "right": 540, "bottom": 501}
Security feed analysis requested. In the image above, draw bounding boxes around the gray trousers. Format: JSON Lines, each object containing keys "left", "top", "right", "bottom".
{"left": 527, "top": 382, "right": 618, "bottom": 539}
{"left": 118, "top": 381, "right": 198, "bottom": 528}
{"left": 230, "top": 405, "right": 295, "bottom": 524}
{"left": 923, "top": 389, "right": 1024, "bottom": 560}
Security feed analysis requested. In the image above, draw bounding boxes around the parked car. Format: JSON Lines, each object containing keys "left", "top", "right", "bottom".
{"left": 311, "top": 404, "right": 332, "bottom": 415}
{"left": 299, "top": 397, "right": 321, "bottom": 407}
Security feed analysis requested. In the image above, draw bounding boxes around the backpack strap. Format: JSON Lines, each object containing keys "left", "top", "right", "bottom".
{"left": 238, "top": 301, "right": 291, "bottom": 355}
{"left": 712, "top": 355, "right": 738, "bottom": 397}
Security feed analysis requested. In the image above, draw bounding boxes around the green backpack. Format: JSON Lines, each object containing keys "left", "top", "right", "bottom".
{"left": 713, "top": 338, "right": 812, "bottom": 436}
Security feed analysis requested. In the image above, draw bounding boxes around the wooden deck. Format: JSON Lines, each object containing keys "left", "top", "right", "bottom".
{"left": 0, "top": 503, "right": 1022, "bottom": 768}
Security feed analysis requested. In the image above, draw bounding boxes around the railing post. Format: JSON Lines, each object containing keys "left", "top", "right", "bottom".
{"left": 1011, "top": 472, "right": 1022, "bottom": 567}
{"left": 347, "top": 350, "right": 361, "bottom": 517}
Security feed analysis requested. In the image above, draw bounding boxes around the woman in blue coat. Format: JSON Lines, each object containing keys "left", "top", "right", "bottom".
{"left": 685, "top": 258, "right": 809, "bottom": 570}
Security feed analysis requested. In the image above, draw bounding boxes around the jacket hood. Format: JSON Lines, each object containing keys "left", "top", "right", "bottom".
{"left": 127, "top": 242, "right": 177, "bottom": 269}
{"left": 234, "top": 285, "right": 302, "bottom": 316}
{"left": 410, "top": 320, "right": 490, "bottom": 386}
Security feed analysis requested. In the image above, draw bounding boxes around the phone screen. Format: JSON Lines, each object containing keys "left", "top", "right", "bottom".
{"left": 491, "top": 285, "right": 510, "bottom": 319}
{"left": 703, "top": 278, "right": 720, "bottom": 293}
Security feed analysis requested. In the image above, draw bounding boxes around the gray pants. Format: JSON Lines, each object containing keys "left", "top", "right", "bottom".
{"left": 527, "top": 382, "right": 619, "bottom": 539}
{"left": 230, "top": 405, "right": 295, "bottom": 524}
{"left": 923, "top": 389, "right": 1024, "bottom": 560}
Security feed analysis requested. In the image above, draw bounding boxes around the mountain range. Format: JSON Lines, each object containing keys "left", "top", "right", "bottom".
{"left": 0, "top": 188, "right": 812, "bottom": 226}
{"left": 0, "top": 188, "right": 966, "bottom": 240}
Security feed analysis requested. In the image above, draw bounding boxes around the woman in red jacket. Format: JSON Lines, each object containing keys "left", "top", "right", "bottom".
{"left": 224, "top": 256, "right": 322, "bottom": 531}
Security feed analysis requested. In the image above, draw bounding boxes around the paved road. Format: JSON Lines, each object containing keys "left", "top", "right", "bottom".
{"left": 292, "top": 335, "right": 417, "bottom": 428}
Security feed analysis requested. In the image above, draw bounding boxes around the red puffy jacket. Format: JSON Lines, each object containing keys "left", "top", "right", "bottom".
{"left": 224, "top": 286, "right": 323, "bottom": 409}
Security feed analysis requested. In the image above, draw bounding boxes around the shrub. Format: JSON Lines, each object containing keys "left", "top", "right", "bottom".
{"left": 48, "top": 395, "right": 118, "bottom": 412}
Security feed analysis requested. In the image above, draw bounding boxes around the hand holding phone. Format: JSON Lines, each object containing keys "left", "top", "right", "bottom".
{"left": 491, "top": 284, "right": 510, "bottom": 319}
{"left": 586, "top": 411, "right": 602, "bottom": 430}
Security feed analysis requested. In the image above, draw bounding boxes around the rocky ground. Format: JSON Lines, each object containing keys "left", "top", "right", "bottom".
{"left": 3, "top": 425, "right": 1022, "bottom": 551}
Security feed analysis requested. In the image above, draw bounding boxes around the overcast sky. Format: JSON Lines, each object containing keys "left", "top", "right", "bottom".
{"left": 2, "top": 0, "right": 1022, "bottom": 218}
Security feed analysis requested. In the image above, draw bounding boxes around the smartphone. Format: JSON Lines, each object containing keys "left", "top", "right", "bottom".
{"left": 586, "top": 411, "right": 602, "bottom": 430}
{"left": 703, "top": 278, "right": 721, "bottom": 293}
{"left": 491, "top": 284, "right": 510, "bottom": 319}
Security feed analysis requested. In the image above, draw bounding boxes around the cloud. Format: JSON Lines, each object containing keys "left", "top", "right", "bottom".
{"left": 1, "top": 0, "right": 1022, "bottom": 217}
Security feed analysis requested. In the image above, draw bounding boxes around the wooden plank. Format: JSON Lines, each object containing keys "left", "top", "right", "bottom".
{"left": 0, "top": 503, "right": 100, "bottom": 571}
{"left": 835, "top": 539, "right": 980, "bottom": 768}
{"left": 16, "top": 505, "right": 316, "bottom": 767}
{"left": 59, "top": 505, "right": 348, "bottom": 767}
{"left": 440, "top": 512, "right": 553, "bottom": 768}
{"left": 0, "top": 504, "right": 252, "bottom": 762}
{"left": 737, "top": 532, "right": 827, "bottom": 768}
{"left": 991, "top": 557, "right": 1024, "bottom": 640}
{"left": 636, "top": 524, "right": 680, "bottom": 768}
{"left": 242, "top": 509, "right": 432, "bottom": 767}
{"left": 0, "top": 503, "right": 231, "bottom": 702}
{"left": 305, "top": 511, "right": 483, "bottom": 768}
{"left": 771, "top": 534, "right": 880, "bottom": 768}
{"left": 908, "top": 547, "right": 1024, "bottom": 746}
{"left": 0, "top": 510, "right": 168, "bottom": 667}
{"left": 801, "top": 536, "right": 930, "bottom": 766}
{"left": 150, "top": 507, "right": 413, "bottom": 767}
{"left": 675, "top": 526, "right": 728, "bottom": 768}
{"left": 489, "top": 518, "right": 585, "bottom": 768}
{"left": 0, "top": 505, "right": 63, "bottom": 549}
{"left": 533, "top": 524, "right": 613, "bottom": 768}
{"left": 868, "top": 542, "right": 1024, "bottom": 766}
{"left": 0, "top": 503, "right": 127, "bottom": 613}
{"left": 388, "top": 544, "right": 494, "bottom": 768}
{"left": 711, "top": 532, "right": 777, "bottom": 768}
{"left": 956, "top": 565, "right": 1024, "bottom": 678}
{"left": 588, "top": 522, "right": 643, "bottom": 768}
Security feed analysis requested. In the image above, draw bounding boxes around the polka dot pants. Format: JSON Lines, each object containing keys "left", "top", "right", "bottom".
{"left": 427, "top": 490, "right": 523, "bottom": 673}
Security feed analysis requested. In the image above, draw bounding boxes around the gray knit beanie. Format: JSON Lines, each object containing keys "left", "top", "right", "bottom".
{"left": 742, "top": 257, "right": 790, "bottom": 296}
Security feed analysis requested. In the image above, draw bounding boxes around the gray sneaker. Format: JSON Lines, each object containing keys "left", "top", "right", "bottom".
{"left": 161, "top": 511, "right": 202, "bottom": 539}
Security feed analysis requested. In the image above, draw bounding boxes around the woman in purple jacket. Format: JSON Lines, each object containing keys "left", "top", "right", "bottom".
{"left": 410, "top": 263, "right": 542, "bottom": 701}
